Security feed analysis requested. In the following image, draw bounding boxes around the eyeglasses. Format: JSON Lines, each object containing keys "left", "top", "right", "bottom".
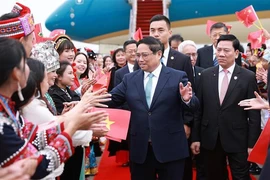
{"left": 185, "top": 53, "right": 197, "bottom": 57}
{"left": 126, "top": 49, "right": 136, "bottom": 54}
{"left": 211, "top": 32, "right": 227, "bottom": 38}
{"left": 135, "top": 52, "right": 154, "bottom": 59}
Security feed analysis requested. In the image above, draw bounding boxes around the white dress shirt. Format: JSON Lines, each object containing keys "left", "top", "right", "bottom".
{"left": 144, "top": 63, "right": 162, "bottom": 104}
{"left": 127, "top": 62, "right": 134, "bottom": 73}
{"left": 213, "top": 45, "right": 216, "bottom": 60}
{"left": 162, "top": 46, "right": 170, "bottom": 66}
{"left": 218, "top": 63, "right": 235, "bottom": 97}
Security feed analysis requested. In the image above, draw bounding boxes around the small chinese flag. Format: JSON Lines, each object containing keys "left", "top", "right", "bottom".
{"left": 235, "top": 5, "right": 258, "bottom": 28}
{"left": 133, "top": 28, "right": 143, "bottom": 41}
{"left": 93, "top": 74, "right": 108, "bottom": 92}
{"left": 247, "top": 30, "right": 266, "bottom": 49}
{"left": 206, "top": 20, "right": 232, "bottom": 36}
{"left": 95, "top": 108, "right": 131, "bottom": 142}
{"left": 248, "top": 118, "right": 270, "bottom": 165}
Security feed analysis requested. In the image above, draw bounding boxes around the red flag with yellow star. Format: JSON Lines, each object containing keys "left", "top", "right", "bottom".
{"left": 133, "top": 28, "right": 143, "bottom": 41}
{"left": 248, "top": 30, "right": 266, "bottom": 49}
{"left": 93, "top": 74, "right": 108, "bottom": 92}
{"left": 248, "top": 119, "right": 270, "bottom": 164}
{"left": 95, "top": 108, "right": 131, "bottom": 142}
{"left": 235, "top": 5, "right": 258, "bottom": 28}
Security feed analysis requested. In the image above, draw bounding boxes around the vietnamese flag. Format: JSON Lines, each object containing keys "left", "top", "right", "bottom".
{"left": 248, "top": 118, "right": 270, "bottom": 165}
{"left": 95, "top": 108, "right": 131, "bottom": 142}
{"left": 247, "top": 30, "right": 266, "bottom": 49}
{"left": 93, "top": 74, "right": 108, "bottom": 92}
{"left": 206, "top": 20, "right": 232, "bottom": 36}
{"left": 235, "top": 5, "right": 258, "bottom": 28}
{"left": 133, "top": 28, "right": 143, "bottom": 41}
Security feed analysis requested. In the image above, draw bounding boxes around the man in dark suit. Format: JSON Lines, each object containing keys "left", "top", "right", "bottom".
{"left": 114, "top": 39, "right": 138, "bottom": 87}
{"left": 149, "top": 15, "right": 194, "bottom": 87}
{"left": 196, "top": 22, "right": 229, "bottom": 69}
{"left": 169, "top": 34, "right": 184, "bottom": 51}
{"left": 191, "top": 34, "right": 261, "bottom": 180}
{"left": 179, "top": 40, "right": 205, "bottom": 180}
{"left": 179, "top": 40, "right": 204, "bottom": 93}
{"left": 108, "top": 39, "right": 138, "bottom": 166}
{"left": 149, "top": 14, "right": 194, "bottom": 144}
{"left": 108, "top": 36, "right": 199, "bottom": 180}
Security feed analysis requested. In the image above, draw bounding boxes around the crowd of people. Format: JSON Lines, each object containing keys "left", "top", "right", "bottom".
{"left": 1, "top": 2, "right": 270, "bottom": 180}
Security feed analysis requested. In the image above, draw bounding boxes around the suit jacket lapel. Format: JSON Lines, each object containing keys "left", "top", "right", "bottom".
{"left": 221, "top": 65, "right": 240, "bottom": 109}
{"left": 151, "top": 66, "right": 170, "bottom": 108}
{"left": 166, "top": 48, "right": 175, "bottom": 67}
{"left": 211, "top": 67, "right": 220, "bottom": 107}
{"left": 135, "top": 70, "right": 149, "bottom": 110}
{"left": 124, "top": 65, "right": 130, "bottom": 74}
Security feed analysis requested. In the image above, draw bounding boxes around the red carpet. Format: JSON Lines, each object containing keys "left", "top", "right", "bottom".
{"left": 94, "top": 144, "right": 130, "bottom": 180}
{"left": 95, "top": 145, "right": 257, "bottom": 180}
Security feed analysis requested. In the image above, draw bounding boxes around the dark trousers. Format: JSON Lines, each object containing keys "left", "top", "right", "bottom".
{"left": 203, "top": 138, "right": 250, "bottom": 180}
{"left": 195, "top": 152, "right": 206, "bottom": 180}
{"left": 183, "top": 138, "right": 193, "bottom": 180}
{"left": 130, "top": 143, "right": 185, "bottom": 180}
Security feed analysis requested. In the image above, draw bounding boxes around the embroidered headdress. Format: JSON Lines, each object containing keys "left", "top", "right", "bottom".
{"left": 0, "top": 2, "right": 34, "bottom": 39}
{"left": 30, "top": 41, "right": 60, "bottom": 72}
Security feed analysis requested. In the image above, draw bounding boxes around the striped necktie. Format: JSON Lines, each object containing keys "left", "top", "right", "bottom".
{"left": 213, "top": 56, "right": 218, "bottom": 66}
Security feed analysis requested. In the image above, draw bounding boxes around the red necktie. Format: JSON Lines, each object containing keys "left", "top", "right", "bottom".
{"left": 220, "top": 69, "right": 229, "bottom": 104}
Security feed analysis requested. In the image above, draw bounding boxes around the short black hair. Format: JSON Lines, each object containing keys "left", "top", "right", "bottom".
{"left": 210, "top": 22, "right": 228, "bottom": 34}
{"left": 217, "top": 34, "right": 240, "bottom": 51}
{"left": 123, "top": 40, "right": 137, "bottom": 51}
{"left": 150, "top": 14, "right": 171, "bottom": 29}
{"left": 55, "top": 61, "right": 72, "bottom": 83}
{"left": 137, "top": 36, "right": 164, "bottom": 55}
{"left": 169, "top": 34, "right": 184, "bottom": 46}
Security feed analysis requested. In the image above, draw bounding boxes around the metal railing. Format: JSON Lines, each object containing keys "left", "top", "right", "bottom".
{"left": 163, "top": 0, "right": 171, "bottom": 17}
{"left": 128, "top": 0, "right": 137, "bottom": 39}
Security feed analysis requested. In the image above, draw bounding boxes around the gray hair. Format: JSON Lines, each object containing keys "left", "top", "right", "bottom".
{"left": 178, "top": 40, "right": 197, "bottom": 53}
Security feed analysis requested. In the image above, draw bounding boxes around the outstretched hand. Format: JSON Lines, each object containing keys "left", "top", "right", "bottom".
{"left": 238, "top": 91, "right": 269, "bottom": 110}
{"left": 179, "top": 82, "right": 193, "bottom": 102}
{"left": 80, "top": 88, "right": 112, "bottom": 108}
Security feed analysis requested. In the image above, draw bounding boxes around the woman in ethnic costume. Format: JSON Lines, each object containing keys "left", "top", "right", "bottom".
{"left": 0, "top": 37, "right": 110, "bottom": 179}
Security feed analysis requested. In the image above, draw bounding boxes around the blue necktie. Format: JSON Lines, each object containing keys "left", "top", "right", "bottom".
{"left": 145, "top": 73, "right": 154, "bottom": 108}
{"left": 213, "top": 56, "right": 218, "bottom": 66}
{"left": 161, "top": 57, "right": 165, "bottom": 65}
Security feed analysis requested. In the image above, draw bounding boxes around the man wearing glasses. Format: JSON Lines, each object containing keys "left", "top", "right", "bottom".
{"left": 179, "top": 40, "right": 204, "bottom": 94}
{"left": 108, "top": 36, "right": 199, "bottom": 180}
{"left": 196, "top": 22, "right": 229, "bottom": 69}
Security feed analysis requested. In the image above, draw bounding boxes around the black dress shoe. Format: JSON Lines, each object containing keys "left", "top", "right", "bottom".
{"left": 249, "top": 165, "right": 261, "bottom": 175}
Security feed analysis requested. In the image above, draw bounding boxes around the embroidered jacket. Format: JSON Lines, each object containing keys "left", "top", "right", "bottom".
{"left": 0, "top": 97, "right": 74, "bottom": 179}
